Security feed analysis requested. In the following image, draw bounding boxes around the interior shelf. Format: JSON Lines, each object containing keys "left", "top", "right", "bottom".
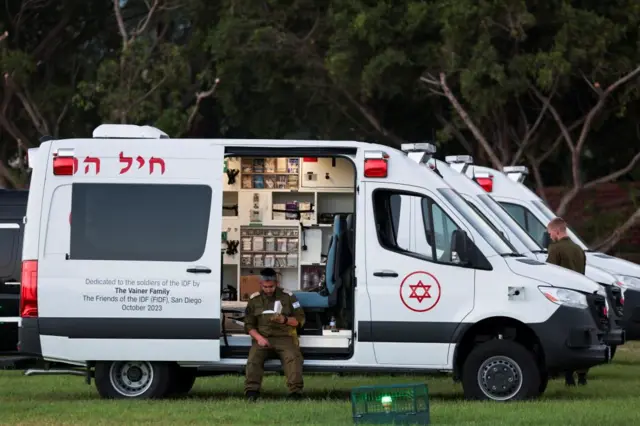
{"left": 222, "top": 155, "right": 355, "bottom": 301}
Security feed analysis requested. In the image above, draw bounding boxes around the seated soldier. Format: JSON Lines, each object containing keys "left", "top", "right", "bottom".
{"left": 243, "top": 268, "right": 306, "bottom": 401}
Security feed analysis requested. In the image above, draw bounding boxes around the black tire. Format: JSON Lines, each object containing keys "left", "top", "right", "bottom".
{"left": 94, "top": 361, "right": 172, "bottom": 399}
{"left": 167, "top": 366, "right": 197, "bottom": 397}
{"left": 462, "top": 339, "right": 541, "bottom": 402}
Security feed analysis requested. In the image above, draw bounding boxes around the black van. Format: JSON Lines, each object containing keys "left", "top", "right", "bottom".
{"left": 0, "top": 189, "right": 27, "bottom": 354}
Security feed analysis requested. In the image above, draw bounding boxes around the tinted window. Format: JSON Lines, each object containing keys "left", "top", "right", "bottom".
{"left": 500, "top": 202, "right": 547, "bottom": 247}
{"left": 373, "top": 188, "right": 469, "bottom": 266}
{"left": 501, "top": 203, "right": 527, "bottom": 228}
{"left": 477, "top": 194, "right": 541, "bottom": 252}
{"left": 438, "top": 188, "right": 518, "bottom": 255}
{"left": 70, "top": 183, "right": 212, "bottom": 261}
{"left": 525, "top": 210, "right": 547, "bottom": 247}
{"left": 465, "top": 199, "right": 507, "bottom": 241}
{"left": 0, "top": 224, "right": 19, "bottom": 278}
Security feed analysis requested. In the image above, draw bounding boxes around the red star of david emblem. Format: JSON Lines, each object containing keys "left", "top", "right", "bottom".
{"left": 409, "top": 280, "right": 432, "bottom": 303}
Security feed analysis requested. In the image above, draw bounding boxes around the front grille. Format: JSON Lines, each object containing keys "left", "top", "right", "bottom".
{"left": 586, "top": 293, "right": 609, "bottom": 330}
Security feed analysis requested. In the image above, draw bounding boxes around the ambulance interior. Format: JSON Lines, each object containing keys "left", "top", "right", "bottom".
{"left": 219, "top": 155, "right": 357, "bottom": 359}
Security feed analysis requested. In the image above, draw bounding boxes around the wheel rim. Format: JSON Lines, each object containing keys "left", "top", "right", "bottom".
{"left": 477, "top": 355, "right": 523, "bottom": 401}
{"left": 109, "top": 361, "right": 154, "bottom": 397}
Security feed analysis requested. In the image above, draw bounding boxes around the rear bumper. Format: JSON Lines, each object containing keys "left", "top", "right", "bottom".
{"left": 621, "top": 289, "right": 640, "bottom": 340}
{"left": 531, "top": 305, "right": 609, "bottom": 374}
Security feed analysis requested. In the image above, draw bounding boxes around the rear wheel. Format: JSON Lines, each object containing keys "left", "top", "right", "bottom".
{"left": 94, "top": 361, "right": 172, "bottom": 399}
{"left": 462, "top": 339, "right": 541, "bottom": 402}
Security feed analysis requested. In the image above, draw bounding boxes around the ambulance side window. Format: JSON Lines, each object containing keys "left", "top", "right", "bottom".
{"left": 69, "top": 183, "right": 212, "bottom": 262}
{"left": 501, "top": 202, "right": 547, "bottom": 246}
{"left": 525, "top": 212, "right": 547, "bottom": 246}
{"left": 427, "top": 200, "right": 461, "bottom": 263}
{"left": 502, "top": 203, "right": 526, "bottom": 227}
{"left": 373, "top": 189, "right": 462, "bottom": 265}
{"left": 389, "top": 194, "right": 411, "bottom": 251}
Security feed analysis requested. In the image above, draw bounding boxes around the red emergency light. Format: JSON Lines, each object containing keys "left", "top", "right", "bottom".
{"left": 52, "top": 149, "right": 77, "bottom": 176}
{"left": 475, "top": 176, "right": 493, "bottom": 192}
{"left": 364, "top": 158, "right": 388, "bottom": 178}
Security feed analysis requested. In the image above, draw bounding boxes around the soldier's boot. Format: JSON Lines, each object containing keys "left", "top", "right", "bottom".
{"left": 565, "top": 371, "right": 576, "bottom": 386}
{"left": 274, "top": 337, "right": 304, "bottom": 398}
{"left": 245, "top": 343, "right": 269, "bottom": 400}
{"left": 577, "top": 371, "right": 588, "bottom": 386}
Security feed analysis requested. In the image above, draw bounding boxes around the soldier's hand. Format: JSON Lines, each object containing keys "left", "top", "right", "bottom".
{"left": 270, "top": 314, "right": 286, "bottom": 324}
{"left": 257, "top": 336, "right": 270, "bottom": 347}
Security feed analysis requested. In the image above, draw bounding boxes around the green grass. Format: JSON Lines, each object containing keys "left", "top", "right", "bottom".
{"left": 3, "top": 344, "right": 640, "bottom": 425}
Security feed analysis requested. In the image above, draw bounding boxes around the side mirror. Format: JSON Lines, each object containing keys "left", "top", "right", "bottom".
{"left": 542, "top": 232, "right": 551, "bottom": 249}
{"left": 451, "top": 229, "right": 472, "bottom": 264}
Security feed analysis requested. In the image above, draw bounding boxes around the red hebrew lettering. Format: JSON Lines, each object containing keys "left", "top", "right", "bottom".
{"left": 149, "top": 157, "right": 165, "bottom": 174}
{"left": 119, "top": 152, "right": 132, "bottom": 174}
{"left": 84, "top": 156, "right": 101, "bottom": 174}
{"left": 136, "top": 155, "right": 145, "bottom": 169}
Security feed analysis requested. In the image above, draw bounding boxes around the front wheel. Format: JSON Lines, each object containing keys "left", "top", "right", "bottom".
{"left": 462, "top": 339, "right": 541, "bottom": 402}
{"left": 94, "top": 361, "right": 172, "bottom": 399}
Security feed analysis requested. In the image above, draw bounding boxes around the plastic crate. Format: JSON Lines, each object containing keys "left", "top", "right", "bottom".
{"left": 350, "top": 383, "right": 430, "bottom": 425}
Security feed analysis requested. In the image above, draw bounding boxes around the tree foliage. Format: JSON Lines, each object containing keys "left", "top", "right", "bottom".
{"left": 1, "top": 0, "right": 640, "bottom": 251}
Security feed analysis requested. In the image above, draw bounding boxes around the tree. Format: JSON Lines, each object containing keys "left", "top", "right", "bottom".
{"left": 417, "top": 0, "right": 640, "bottom": 250}
{"left": 0, "top": 0, "right": 114, "bottom": 187}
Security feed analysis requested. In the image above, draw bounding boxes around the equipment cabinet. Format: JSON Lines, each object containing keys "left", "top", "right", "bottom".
{"left": 220, "top": 156, "right": 355, "bottom": 302}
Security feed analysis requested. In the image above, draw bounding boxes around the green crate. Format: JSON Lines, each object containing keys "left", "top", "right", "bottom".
{"left": 350, "top": 383, "right": 430, "bottom": 425}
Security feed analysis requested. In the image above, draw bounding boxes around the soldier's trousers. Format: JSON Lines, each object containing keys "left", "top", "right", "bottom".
{"left": 244, "top": 336, "right": 304, "bottom": 394}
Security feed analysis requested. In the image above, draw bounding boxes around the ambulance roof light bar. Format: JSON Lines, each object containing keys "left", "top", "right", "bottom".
{"left": 503, "top": 165, "right": 529, "bottom": 183}
{"left": 92, "top": 124, "right": 170, "bottom": 139}
{"left": 445, "top": 154, "right": 473, "bottom": 173}
{"left": 401, "top": 142, "right": 437, "bottom": 164}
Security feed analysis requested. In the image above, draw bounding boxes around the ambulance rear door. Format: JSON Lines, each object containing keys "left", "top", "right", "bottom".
{"left": 37, "top": 138, "right": 224, "bottom": 363}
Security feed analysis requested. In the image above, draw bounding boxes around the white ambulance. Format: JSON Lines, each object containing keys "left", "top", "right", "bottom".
{"left": 18, "top": 125, "right": 610, "bottom": 402}
{"left": 460, "top": 162, "right": 640, "bottom": 343}
{"left": 427, "top": 156, "right": 626, "bottom": 353}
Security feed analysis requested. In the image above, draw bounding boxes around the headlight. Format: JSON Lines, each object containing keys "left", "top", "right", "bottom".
{"left": 538, "top": 286, "right": 588, "bottom": 309}
{"left": 614, "top": 275, "right": 640, "bottom": 290}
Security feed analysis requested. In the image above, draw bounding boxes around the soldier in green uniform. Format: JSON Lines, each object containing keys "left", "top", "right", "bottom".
{"left": 243, "top": 267, "right": 306, "bottom": 401}
{"left": 545, "top": 217, "right": 589, "bottom": 386}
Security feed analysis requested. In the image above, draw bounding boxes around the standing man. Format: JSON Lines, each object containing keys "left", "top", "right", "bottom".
{"left": 243, "top": 267, "right": 306, "bottom": 401}
{"left": 545, "top": 217, "right": 589, "bottom": 386}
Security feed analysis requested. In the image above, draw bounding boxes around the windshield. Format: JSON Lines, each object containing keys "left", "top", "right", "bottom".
{"left": 437, "top": 188, "right": 521, "bottom": 256}
{"left": 531, "top": 200, "right": 590, "bottom": 250}
{"left": 478, "top": 194, "right": 542, "bottom": 253}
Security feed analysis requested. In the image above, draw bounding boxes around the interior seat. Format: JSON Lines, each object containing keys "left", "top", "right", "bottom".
{"left": 294, "top": 214, "right": 345, "bottom": 309}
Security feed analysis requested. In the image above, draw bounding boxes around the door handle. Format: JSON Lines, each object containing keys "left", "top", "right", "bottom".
{"left": 373, "top": 270, "right": 398, "bottom": 278}
{"left": 186, "top": 267, "right": 212, "bottom": 274}
{"left": 4, "top": 282, "right": 20, "bottom": 286}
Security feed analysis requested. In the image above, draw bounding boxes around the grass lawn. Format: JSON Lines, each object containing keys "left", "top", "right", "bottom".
{"left": 3, "top": 344, "right": 640, "bottom": 425}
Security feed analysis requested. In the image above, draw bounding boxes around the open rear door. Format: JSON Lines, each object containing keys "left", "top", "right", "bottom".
{"left": 36, "top": 138, "right": 224, "bottom": 363}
